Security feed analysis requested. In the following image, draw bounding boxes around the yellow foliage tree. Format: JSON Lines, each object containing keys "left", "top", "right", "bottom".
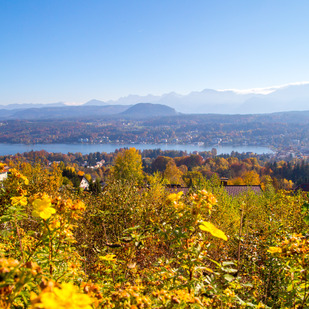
{"left": 111, "top": 148, "right": 144, "bottom": 185}
{"left": 164, "top": 160, "right": 184, "bottom": 185}
{"left": 242, "top": 170, "right": 260, "bottom": 185}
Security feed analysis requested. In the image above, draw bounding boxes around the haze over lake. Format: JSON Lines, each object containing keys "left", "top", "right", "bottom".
{"left": 0, "top": 143, "right": 273, "bottom": 156}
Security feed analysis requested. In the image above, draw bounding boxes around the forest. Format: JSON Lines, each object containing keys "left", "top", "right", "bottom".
{"left": 1, "top": 148, "right": 309, "bottom": 308}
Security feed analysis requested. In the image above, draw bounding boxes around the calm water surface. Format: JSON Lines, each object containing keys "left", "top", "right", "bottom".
{"left": 0, "top": 143, "right": 274, "bottom": 156}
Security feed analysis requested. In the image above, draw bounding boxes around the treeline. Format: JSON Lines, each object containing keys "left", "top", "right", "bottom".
{"left": 266, "top": 161, "right": 309, "bottom": 185}
{"left": 1, "top": 148, "right": 308, "bottom": 189}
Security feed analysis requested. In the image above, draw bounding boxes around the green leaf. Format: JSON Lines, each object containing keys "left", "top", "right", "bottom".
{"left": 222, "top": 261, "right": 235, "bottom": 267}
{"left": 224, "top": 274, "right": 235, "bottom": 282}
{"left": 287, "top": 284, "right": 294, "bottom": 292}
{"left": 0, "top": 215, "right": 12, "bottom": 223}
{"left": 221, "top": 267, "right": 238, "bottom": 273}
{"left": 242, "top": 283, "right": 253, "bottom": 288}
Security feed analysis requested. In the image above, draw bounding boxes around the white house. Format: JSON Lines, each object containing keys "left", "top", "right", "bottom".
{"left": 0, "top": 171, "right": 7, "bottom": 182}
{"left": 0, "top": 166, "right": 9, "bottom": 182}
{"left": 78, "top": 175, "right": 89, "bottom": 190}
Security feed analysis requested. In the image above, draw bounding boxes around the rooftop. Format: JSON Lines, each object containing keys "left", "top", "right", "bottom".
{"left": 166, "top": 184, "right": 262, "bottom": 197}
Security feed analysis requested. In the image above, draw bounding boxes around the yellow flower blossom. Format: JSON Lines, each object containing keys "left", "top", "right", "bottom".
{"left": 224, "top": 288, "right": 236, "bottom": 298}
{"left": 49, "top": 219, "right": 61, "bottom": 230}
{"left": 11, "top": 195, "right": 27, "bottom": 206}
{"left": 31, "top": 282, "right": 93, "bottom": 309}
{"left": 200, "top": 190, "right": 217, "bottom": 205}
{"left": 167, "top": 192, "right": 183, "bottom": 203}
{"left": 32, "top": 193, "right": 56, "bottom": 220}
{"left": 10, "top": 168, "right": 29, "bottom": 185}
{"left": 167, "top": 192, "right": 185, "bottom": 210}
{"left": 267, "top": 247, "right": 282, "bottom": 254}
{"left": 199, "top": 221, "right": 228, "bottom": 241}
{"left": 0, "top": 257, "right": 19, "bottom": 273}
{"left": 99, "top": 254, "right": 116, "bottom": 262}
{"left": 72, "top": 201, "right": 85, "bottom": 211}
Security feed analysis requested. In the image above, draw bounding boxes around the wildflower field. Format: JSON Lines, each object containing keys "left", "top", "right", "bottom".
{"left": 0, "top": 152, "right": 309, "bottom": 308}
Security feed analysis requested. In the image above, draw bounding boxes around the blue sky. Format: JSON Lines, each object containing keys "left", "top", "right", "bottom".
{"left": 1, "top": 0, "right": 309, "bottom": 105}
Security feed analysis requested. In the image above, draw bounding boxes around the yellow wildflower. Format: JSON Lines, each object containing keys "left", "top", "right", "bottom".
{"left": 10, "top": 168, "right": 29, "bottom": 185}
{"left": 72, "top": 201, "right": 85, "bottom": 211}
{"left": 167, "top": 192, "right": 185, "bottom": 210}
{"left": 32, "top": 193, "right": 56, "bottom": 220}
{"left": 31, "top": 282, "right": 93, "bottom": 309}
{"left": 49, "top": 219, "right": 61, "bottom": 230}
{"left": 267, "top": 247, "right": 282, "bottom": 254}
{"left": 224, "top": 288, "right": 235, "bottom": 297}
{"left": 99, "top": 254, "right": 116, "bottom": 262}
{"left": 189, "top": 190, "right": 217, "bottom": 212}
{"left": 199, "top": 221, "right": 228, "bottom": 241}
{"left": 11, "top": 195, "right": 27, "bottom": 206}
{"left": 167, "top": 192, "right": 183, "bottom": 203}
{"left": 0, "top": 257, "right": 19, "bottom": 273}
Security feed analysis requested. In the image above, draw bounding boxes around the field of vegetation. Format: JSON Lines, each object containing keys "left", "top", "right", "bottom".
{"left": 1, "top": 148, "right": 309, "bottom": 308}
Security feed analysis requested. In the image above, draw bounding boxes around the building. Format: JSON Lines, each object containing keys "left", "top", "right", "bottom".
{"left": 165, "top": 178, "right": 262, "bottom": 197}
{"left": 0, "top": 166, "right": 9, "bottom": 182}
{"left": 220, "top": 177, "right": 262, "bottom": 196}
{"left": 78, "top": 175, "right": 89, "bottom": 190}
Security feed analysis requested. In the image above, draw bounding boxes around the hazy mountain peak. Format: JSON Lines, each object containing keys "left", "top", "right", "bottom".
{"left": 102, "top": 82, "right": 309, "bottom": 114}
{"left": 0, "top": 102, "right": 65, "bottom": 110}
{"left": 84, "top": 99, "right": 107, "bottom": 106}
{"left": 121, "top": 102, "right": 177, "bottom": 118}
{"left": 3, "top": 82, "right": 309, "bottom": 115}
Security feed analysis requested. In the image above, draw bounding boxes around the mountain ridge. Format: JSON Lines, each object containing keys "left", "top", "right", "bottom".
{"left": 2, "top": 83, "right": 309, "bottom": 114}
{"left": 82, "top": 83, "right": 309, "bottom": 114}
{"left": 0, "top": 103, "right": 178, "bottom": 120}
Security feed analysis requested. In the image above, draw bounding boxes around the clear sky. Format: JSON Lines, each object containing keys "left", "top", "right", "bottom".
{"left": 1, "top": 0, "right": 309, "bottom": 105}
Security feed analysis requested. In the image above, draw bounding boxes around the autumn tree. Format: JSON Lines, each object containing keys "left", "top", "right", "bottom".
{"left": 151, "top": 156, "right": 173, "bottom": 172}
{"left": 174, "top": 154, "right": 204, "bottom": 171}
{"left": 163, "top": 160, "right": 184, "bottom": 185}
{"left": 242, "top": 170, "right": 260, "bottom": 185}
{"left": 110, "top": 148, "right": 144, "bottom": 185}
{"left": 182, "top": 170, "right": 204, "bottom": 187}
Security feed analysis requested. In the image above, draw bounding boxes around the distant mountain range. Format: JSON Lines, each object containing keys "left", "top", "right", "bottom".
{"left": 0, "top": 102, "right": 66, "bottom": 110}
{"left": 1, "top": 83, "right": 309, "bottom": 115}
{"left": 0, "top": 103, "right": 177, "bottom": 120}
{"left": 96, "top": 83, "right": 309, "bottom": 114}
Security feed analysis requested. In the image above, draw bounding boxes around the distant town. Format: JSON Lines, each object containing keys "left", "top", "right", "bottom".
{"left": 0, "top": 108, "right": 309, "bottom": 161}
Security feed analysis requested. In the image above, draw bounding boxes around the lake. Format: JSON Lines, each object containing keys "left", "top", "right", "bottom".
{"left": 0, "top": 143, "right": 274, "bottom": 156}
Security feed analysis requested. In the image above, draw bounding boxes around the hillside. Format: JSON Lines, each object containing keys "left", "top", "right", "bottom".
{"left": 120, "top": 103, "right": 178, "bottom": 118}
{"left": 0, "top": 105, "right": 131, "bottom": 120}
{"left": 0, "top": 103, "right": 178, "bottom": 120}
